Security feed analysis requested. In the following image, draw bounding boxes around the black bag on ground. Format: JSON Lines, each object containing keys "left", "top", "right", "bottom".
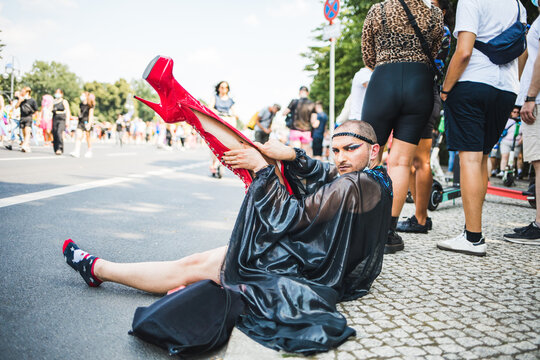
{"left": 129, "top": 279, "right": 245, "bottom": 357}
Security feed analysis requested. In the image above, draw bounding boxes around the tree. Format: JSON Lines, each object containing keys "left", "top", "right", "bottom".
{"left": 131, "top": 79, "right": 158, "bottom": 122}
{"left": 21, "top": 60, "right": 81, "bottom": 109}
{"left": 83, "top": 79, "right": 132, "bottom": 123}
{"left": 302, "top": 0, "right": 376, "bottom": 115}
{"left": 0, "top": 30, "right": 5, "bottom": 59}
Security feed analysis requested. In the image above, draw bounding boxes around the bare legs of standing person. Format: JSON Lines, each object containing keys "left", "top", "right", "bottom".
{"left": 437, "top": 151, "right": 488, "bottom": 256}
{"left": 71, "top": 129, "right": 83, "bottom": 157}
{"left": 459, "top": 151, "right": 488, "bottom": 233}
{"left": 385, "top": 138, "right": 417, "bottom": 253}
{"left": 21, "top": 126, "right": 32, "bottom": 152}
{"left": 398, "top": 138, "right": 433, "bottom": 233}
{"left": 84, "top": 130, "right": 93, "bottom": 158}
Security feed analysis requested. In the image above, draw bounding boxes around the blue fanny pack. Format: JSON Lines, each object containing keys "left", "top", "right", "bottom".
{"left": 473, "top": 0, "right": 527, "bottom": 65}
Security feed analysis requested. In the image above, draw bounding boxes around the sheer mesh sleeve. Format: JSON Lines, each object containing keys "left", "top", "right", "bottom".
{"left": 221, "top": 165, "right": 392, "bottom": 354}
{"left": 221, "top": 164, "right": 393, "bottom": 354}
{"left": 283, "top": 148, "right": 339, "bottom": 197}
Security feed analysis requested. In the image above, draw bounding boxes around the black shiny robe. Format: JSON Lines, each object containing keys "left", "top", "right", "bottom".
{"left": 221, "top": 150, "right": 392, "bottom": 354}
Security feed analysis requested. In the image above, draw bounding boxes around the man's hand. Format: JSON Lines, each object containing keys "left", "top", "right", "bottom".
{"left": 222, "top": 147, "right": 268, "bottom": 172}
{"left": 521, "top": 102, "right": 537, "bottom": 125}
{"left": 254, "top": 139, "right": 296, "bottom": 161}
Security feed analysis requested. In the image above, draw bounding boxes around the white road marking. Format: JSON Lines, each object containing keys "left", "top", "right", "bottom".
{"left": 0, "top": 156, "right": 60, "bottom": 161}
{"left": 0, "top": 161, "right": 207, "bottom": 208}
{"left": 106, "top": 152, "right": 137, "bottom": 157}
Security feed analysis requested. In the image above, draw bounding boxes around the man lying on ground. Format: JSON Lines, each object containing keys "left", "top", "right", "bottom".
{"left": 62, "top": 120, "right": 392, "bottom": 354}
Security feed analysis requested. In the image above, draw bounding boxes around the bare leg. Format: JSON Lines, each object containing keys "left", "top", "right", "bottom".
{"left": 387, "top": 139, "right": 418, "bottom": 217}
{"left": 408, "top": 166, "right": 416, "bottom": 200}
{"left": 93, "top": 246, "right": 227, "bottom": 294}
{"left": 73, "top": 129, "right": 83, "bottom": 155}
{"left": 85, "top": 130, "right": 92, "bottom": 150}
{"left": 500, "top": 152, "right": 509, "bottom": 172}
{"left": 22, "top": 127, "right": 32, "bottom": 148}
{"left": 517, "top": 152, "right": 524, "bottom": 175}
{"left": 459, "top": 151, "right": 488, "bottom": 232}
{"left": 413, "top": 138, "right": 433, "bottom": 225}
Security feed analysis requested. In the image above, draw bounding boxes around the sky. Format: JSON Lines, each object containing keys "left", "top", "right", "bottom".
{"left": 0, "top": 0, "right": 332, "bottom": 120}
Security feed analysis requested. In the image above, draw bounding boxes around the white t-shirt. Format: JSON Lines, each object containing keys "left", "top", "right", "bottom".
{"left": 501, "top": 118, "right": 522, "bottom": 143}
{"left": 517, "top": 16, "right": 540, "bottom": 105}
{"left": 454, "top": 0, "right": 527, "bottom": 94}
{"left": 349, "top": 68, "right": 372, "bottom": 120}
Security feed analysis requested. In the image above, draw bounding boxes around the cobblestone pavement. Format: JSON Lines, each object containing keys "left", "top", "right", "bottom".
{"left": 224, "top": 193, "right": 540, "bottom": 359}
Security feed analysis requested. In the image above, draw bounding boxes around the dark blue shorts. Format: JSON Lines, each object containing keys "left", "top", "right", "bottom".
{"left": 443, "top": 81, "right": 516, "bottom": 154}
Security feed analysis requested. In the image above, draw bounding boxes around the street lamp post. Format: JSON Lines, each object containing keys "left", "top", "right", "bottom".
{"left": 3, "top": 56, "right": 22, "bottom": 101}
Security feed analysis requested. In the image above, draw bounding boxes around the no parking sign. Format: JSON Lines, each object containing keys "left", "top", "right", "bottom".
{"left": 324, "top": 0, "right": 340, "bottom": 24}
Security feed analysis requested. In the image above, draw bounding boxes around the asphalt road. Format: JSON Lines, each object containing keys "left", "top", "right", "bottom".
{"left": 0, "top": 141, "right": 245, "bottom": 359}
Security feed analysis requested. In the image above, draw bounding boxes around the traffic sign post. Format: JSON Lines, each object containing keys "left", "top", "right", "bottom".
{"left": 324, "top": 0, "right": 340, "bottom": 24}
{"left": 324, "top": 0, "right": 340, "bottom": 136}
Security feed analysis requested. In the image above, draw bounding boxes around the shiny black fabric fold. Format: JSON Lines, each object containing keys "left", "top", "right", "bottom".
{"left": 221, "top": 150, "right": 392, "bottom": 354}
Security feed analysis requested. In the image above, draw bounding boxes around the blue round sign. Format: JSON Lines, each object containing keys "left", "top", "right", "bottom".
{"left": 324, "top": 0, "right": 340, "bottom": 23}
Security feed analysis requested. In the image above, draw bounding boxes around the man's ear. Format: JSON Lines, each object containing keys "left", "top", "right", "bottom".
{"left": 370, "top": 143, "right": 380, "bottom": 162}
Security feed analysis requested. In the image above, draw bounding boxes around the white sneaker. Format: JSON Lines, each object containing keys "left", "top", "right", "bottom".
{"left": 84, "top": 151, "right": 93, "bottom": 158}
{"left": 437, "top": 231, "right": 486, "bottom": 256}
{"left": 70, "top": 151, "right": 80, "bottom": 158}
{"left": 21, "top": 145, "right": 32, "bottom": 153}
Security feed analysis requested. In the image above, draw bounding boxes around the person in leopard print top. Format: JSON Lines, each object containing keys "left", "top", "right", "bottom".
{"left": 362, "top": 0, "right": 443, "bottom": 69}
{"left": 360, "top": 0, "right": 444, "bottom": 254}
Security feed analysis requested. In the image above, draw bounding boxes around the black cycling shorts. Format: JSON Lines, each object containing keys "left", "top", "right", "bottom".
{"left": 362, "top": 62, "right": 434, "bottom": 146}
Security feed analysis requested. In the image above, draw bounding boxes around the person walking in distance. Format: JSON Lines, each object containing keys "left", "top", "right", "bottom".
{"left": 254, "top": 104, "right": 281, "bottom": 144}
{"left": 437, "top": 0, "right": 527, "bottom": 256}
{"left": 15, "top": 86, "right": 39, "bottom": 153}
{"left": 39, "top": 94, "right": 54, "bottom": 146}
{"left": 71, "top": 92, "right": 95, "bottom": 158}
{"left": 208, "top": 81, "right": 239, "bottom": 177}
{"left": 283, "top": 86, "right": 318, "bottom": 155}
{"left": 52, "top": 89, "right": 71, "bottom": 155}
{"left": 312, "top": 101, "right": 328, "bottom": 160}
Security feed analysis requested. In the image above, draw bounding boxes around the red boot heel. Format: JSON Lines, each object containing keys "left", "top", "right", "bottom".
{"left": 135, "top": 55, "right": 292, "bottom": 194}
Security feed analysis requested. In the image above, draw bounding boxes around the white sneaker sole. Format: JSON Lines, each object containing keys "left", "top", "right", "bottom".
{"left": 503, "top": 237, "right": 540, "bottom": 245}
{"left": 436, "top": 244, "right": 486, "bottom": 257}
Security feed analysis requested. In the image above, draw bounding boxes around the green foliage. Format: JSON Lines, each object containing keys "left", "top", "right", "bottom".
{"left": 20, "top": 60, "right": 81, "bottom": 109}
{"left": 84, "top": 79, "right": 131, "bottom": 122}
{"left": 303, "top": 0, "right": 377, "bottom": 115}
{"left": 132, "top": 79, "right": 158, "bottom": 122}
{"left": 0, "top": 30, "right": 5, "bottom": 60}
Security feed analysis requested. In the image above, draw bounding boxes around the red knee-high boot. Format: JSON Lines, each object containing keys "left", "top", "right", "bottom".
{"left": 135, "top": 55, "right": 292, "bottom": 193}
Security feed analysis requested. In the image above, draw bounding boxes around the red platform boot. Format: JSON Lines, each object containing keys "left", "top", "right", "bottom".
{"left": 135, "top": 55, "right": 292, "bottom": 193}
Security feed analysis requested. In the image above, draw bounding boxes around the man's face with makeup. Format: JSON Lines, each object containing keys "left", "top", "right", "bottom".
{"left": 331, "top": 135, "right": 372, "bottom": 175}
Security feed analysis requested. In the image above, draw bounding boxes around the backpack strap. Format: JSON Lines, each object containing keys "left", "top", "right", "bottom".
{"left": 397, "top": 0, "right": 442, "bottom": 79}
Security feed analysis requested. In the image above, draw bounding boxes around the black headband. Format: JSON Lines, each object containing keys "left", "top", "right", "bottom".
{"left": 332, "top": 132, "right": 375, "bottom": 145}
